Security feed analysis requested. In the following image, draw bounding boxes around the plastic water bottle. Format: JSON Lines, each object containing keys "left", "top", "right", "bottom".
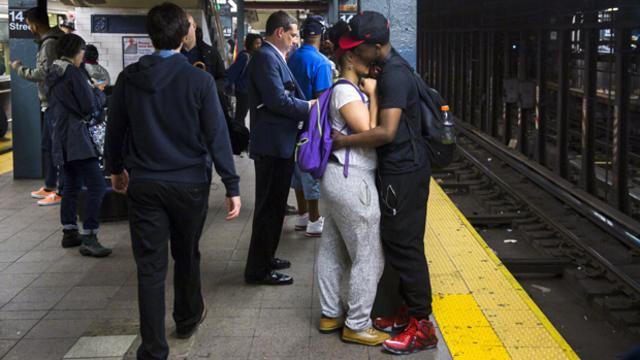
{"left": 441, "top": 105, "right": 455, "bottom": 144}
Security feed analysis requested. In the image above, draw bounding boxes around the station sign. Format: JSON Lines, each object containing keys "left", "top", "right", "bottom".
{"left": 9, "top": 7, "right": 33, "bottom": 39}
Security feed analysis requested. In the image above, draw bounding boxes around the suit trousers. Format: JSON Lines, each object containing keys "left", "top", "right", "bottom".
{"left": 127, "top": 180, "right": 209, "bottom": 360}
{"left": 245, "top": 155, "right": 294, "bottom": 280}
{"left": 377, "top": 166, "right": 433, "bottom": 320}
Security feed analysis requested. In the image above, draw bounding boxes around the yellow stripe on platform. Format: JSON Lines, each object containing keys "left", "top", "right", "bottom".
{"left": 426, "top": 180, "right": 579, "bottom": 360}
{"left": 0, "top": 151, "right": 12, "bottom": 174}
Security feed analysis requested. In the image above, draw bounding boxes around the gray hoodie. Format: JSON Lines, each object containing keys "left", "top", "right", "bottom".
{"left": 16, "top": 26, "right": 65, "bottom": 108}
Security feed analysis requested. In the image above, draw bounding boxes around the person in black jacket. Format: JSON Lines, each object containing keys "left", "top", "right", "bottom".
{"left": 181, "top": 13, "right": 233, "bottom": 124}
{"left": 44, "top": 33, "right": 112, "bottom": 257}
{"left": 105, "top": 3, "right": 241, "bottom": 359}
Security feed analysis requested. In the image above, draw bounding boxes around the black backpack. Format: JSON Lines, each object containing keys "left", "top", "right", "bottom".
{"left": 404, "top": 66, "right": 456, "bottom": 169}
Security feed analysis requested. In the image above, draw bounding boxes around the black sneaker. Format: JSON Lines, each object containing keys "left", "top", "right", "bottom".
{"left": 78, "top": 234, "right": 112, "bottom": 258}
{"left": 62, "top": 229, "right": 81, "bottom": 248}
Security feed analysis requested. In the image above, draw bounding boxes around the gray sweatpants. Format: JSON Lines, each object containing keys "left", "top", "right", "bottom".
{"left": 317, "top": 162, "right": 385, "bottom": 331}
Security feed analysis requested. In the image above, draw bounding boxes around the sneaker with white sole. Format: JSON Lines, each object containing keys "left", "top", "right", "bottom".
{"left": 306, "top": 216, "right": 324, "bottom": 237}
{"left": 31, "top": 187, "right": 55, "bottom": 199}
{"left": 295, "top": 213, "right": 309, "bottom": 231}
{"left": 37, "top": 193, "right": 62, "bottom": 206}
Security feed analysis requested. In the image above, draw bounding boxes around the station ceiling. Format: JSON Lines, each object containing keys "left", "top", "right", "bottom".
{"left": 59, "top": 0, "right": 324, "bottom": 9}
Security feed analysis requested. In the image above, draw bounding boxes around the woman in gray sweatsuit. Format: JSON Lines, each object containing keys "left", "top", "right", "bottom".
{"left": 317, "top": 44, "right": 388, "bottom": 346}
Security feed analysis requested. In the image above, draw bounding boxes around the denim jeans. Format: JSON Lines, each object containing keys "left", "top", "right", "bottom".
{"left": 42, "top": 110, "right": 63, "bottom": 192}
{"left": 60, "top": 158, "right": 106, "bottom": 231}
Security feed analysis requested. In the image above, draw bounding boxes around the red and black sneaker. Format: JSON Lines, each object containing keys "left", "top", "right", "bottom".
{"left": 373, "top": 303, "right": 409, "bottom": 333}
{"left": 382, "top": 317, "right": 438, "bottom": 355}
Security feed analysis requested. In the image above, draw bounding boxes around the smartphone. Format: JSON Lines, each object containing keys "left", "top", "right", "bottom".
{"left": 95, "top": 80, "right": 106, "bottom": 85}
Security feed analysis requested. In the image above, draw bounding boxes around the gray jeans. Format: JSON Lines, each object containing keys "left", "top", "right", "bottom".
{"left": 317, "top": 162, "right": 385, "bottom": 331}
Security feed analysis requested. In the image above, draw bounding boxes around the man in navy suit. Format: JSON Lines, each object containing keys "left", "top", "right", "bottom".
{"left": 244, "top": 11, "right": 316, "bottom": 285}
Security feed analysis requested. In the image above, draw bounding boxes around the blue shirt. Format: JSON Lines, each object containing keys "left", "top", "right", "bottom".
{"left": 287, "top": 44, "right": 332, "bottom": 101}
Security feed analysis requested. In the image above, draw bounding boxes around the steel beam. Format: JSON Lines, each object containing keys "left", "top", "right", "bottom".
{"left": 517, "top": 31, "right": 529, "bottom": 155}
{"left": 458, "top": 32, "right": 466, "bottom": 122}
{"left": 535, "top": 29, "right": 547, "bottom": 166}
{"left": 470, "top": 32, "right": 478, "bottom": 127}
{"left": 437, "top": 31, "right": 443, "bottom": 93}
{"left": 556, "top": 28, "right": 570, "bottom": 179}
{"left": 580, "top": 22, "right": 597, "bottom": 194}
{"left": 613, "top": 27, "right": 631, "bottom": 214}
{"left": 503, "top": 31, "right": 513, "bottom": 145}
{"left": 479, "top": 31, "right": 487, "bottom": 132}
{"left": 462, "top": 31, "right": 467, "bottom": 117}
{"left": 486, "top": 31, "right": 497, "bottom": 137}
{"left": 443, "top": 32, "right": 450, "bottom": 105}
{"left": 10, "top": 0, "right": 42, "bottom": 178}
{"left": 465, "top": 32, "right": 473, "bottom": 124}
{"left": 243, "top": 1, "right": 328, "bottom": 10}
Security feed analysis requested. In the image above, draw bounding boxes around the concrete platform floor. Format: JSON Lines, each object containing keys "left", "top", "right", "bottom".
{"left": 0, "top": 155, "right": 452, "bottom": 360}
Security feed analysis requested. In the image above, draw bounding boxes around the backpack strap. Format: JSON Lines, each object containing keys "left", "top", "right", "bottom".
{"left": 332, "top": 79, "right": 366, "bottom": 177}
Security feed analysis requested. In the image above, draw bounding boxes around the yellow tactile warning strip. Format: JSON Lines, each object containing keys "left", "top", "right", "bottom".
{"left": 0, "top": 151, "right": 12, "bottom": 175}
{"left": 426, "top": 180, "right": 579, "bottom": 360}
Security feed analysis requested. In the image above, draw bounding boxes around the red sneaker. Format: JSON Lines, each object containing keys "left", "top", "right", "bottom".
{"left": 382, "top": 318, "right": 438, "bottom": 355}
{"left": 373, "top": 303, "right": 409, "bottom": 333}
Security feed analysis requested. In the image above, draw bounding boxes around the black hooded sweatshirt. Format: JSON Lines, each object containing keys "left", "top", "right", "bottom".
{"left": 105, "top": 53, "right": 239, "bottom": 197}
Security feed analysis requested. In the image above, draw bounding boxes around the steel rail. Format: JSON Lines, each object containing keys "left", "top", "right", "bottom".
{"left": 457, "top": 122, "right": 640, "bottom": 251}
{"left": 455, "top": 143, "right": 640, "bottom": 296}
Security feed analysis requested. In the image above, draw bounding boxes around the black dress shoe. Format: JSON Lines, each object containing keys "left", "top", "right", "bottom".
{"left": 245, "top": 271, "right": 294, "bottom": 285}
{"left": 175, "top": 299, "right": 207, "bottom": 339}
{"left": 270, "top": 257, "right": 291, "bottom": 270}
{"left": 285, "top": 204, "right": 298, "bottom": 215}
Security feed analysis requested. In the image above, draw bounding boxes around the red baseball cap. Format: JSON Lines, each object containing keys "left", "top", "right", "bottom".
{"left": 338, "top": 30, "right": 365, "bottom": 50}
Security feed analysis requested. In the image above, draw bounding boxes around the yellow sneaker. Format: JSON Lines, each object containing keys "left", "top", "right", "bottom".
{"left": 319, "top": 316, "right": 343, "bottom": 334}
{"left": 37, "top": 193, "right": 62, "bottom": 206}
{"left": 31, "top": 187, "right": 55, "bottom": 199}
{"left": 342, "top": 327, "right": 391, "bottom": 346}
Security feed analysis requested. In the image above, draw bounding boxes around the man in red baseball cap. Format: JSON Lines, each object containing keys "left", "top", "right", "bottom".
{"left": 332, "top": 11, "right": 438, "bottom": 355}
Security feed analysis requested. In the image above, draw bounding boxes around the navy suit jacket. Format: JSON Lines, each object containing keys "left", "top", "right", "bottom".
{"left": 248, "top": 43, "right": 309, "bottom": 159}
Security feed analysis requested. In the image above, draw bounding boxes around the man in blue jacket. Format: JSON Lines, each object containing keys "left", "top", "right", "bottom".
{"left": 244, "top": 11, "right": 315, "bottom": 285}
{"left": 105, "top": 3, "right": 241, "bottom": 359}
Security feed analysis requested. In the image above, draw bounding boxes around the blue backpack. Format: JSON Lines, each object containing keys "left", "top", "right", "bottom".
{"left": 295, "top": 79, "right": 365, "bottom": 179}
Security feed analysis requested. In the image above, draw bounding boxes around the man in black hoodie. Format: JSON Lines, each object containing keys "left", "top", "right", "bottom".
{"left": 105, "top": 3, "right": 241, "bottom": 359}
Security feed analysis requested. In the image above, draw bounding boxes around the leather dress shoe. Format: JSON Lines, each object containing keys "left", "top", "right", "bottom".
{"left": 245, "top": 271, "right": 294, "bottom": 285}
{"left": 270, "top": 257, "right": 291, "bottom": 270}
{"left": 175, "top": 299, "right": 207, "bottom": 339}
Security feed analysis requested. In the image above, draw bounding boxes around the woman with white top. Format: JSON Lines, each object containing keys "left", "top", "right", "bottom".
{"left": 316, "top": 27, "right": 388, "bottom": 346}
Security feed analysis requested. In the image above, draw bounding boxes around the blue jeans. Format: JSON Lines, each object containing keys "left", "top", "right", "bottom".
{"left": 42, "top": 110, "right": 63, "bottom": 191}
{"left": 60, "top": 158, "right": 106, "bottom": 231}
{"left": 291, "top": 163, "right": 321, "bottom": 200}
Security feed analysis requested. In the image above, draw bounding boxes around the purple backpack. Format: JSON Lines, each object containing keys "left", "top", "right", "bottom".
{"left": 295, "top": 79, "right": 366, "bottom": 179}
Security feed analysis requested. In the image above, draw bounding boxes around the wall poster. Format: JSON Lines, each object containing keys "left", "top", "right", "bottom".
{"left": 122, "top": 36, "right": 154, "bottom": 67}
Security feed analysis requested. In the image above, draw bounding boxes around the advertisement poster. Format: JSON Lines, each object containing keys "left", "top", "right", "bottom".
{"left": 122, "top": 36, "right": 154, "bottom": 67}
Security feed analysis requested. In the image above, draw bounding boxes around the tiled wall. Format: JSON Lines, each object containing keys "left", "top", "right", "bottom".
{"left": 73, "top": 7, "right": 209, "bottom": 83}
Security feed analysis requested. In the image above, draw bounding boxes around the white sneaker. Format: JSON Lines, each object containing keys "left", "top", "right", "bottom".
{"left": 306, "top": 216, "right": 324, "bottom": 237}
{"left": 295, "top": 213, "right": 309, "bottom": 231}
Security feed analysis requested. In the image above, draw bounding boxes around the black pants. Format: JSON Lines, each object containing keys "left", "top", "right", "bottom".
{"left": 245, "top": 155, "right": 294, "bottom": 280}
{"left": 377, "top": 166, "right": 433, "bottom": 319}
{"left": 127, "top": 180, "right": 209, "bottom": 360}
{"left": 234, "top": 92, "right": 249, "bottom": 127}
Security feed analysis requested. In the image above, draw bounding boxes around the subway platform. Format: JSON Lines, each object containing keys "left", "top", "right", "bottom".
{"left": 0, "top": 154, "right": 576, "bottom": 359}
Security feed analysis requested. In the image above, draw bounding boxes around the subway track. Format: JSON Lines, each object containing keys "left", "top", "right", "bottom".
{"left": 432, "top": 127, "right": 640, "bottom": 337}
